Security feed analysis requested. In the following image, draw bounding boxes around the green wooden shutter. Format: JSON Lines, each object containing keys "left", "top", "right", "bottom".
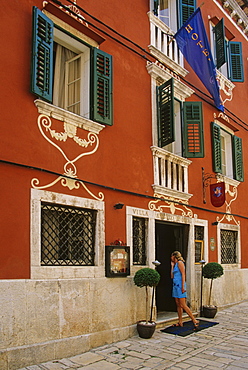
{"left": 31, "top": 7, "right": 54, "bottom": 102}
{"left": 92, "top": 48, "right": 113, "bottom": 125}
{"left": 233, "top": 136, "right": 244, "bottom": 181}
{"left": 154, "top": 0, "right": 159, "bottom": 16}
{"left": 211, "top": 122, "right": 222, "bottom": 173}
{"left": 214, "top": 19, "right": 227, "bottom": 69}
{"left": 229, "top": 42, "right": 244, "bottom": 82}
{"left": 179, "top": 0, "right": 196, "bottom": 27}
{"left": 157, "top": 78, "right": 174, "bottom": 148}
{"left": 183, "top": 102, "right": 204, "bottom": 158}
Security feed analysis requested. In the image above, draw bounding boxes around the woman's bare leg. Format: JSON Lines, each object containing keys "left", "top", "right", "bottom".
{"left": 178, "top": 298, "right": 199, "bottom": 325}
{"left": 175, "top": 298, "right": 183, "bottom": 326}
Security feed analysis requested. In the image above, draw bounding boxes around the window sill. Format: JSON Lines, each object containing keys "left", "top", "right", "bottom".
{"left": 222, "top": 264, "right": 241, "bottom": 270}
{"left": 216, "top": 174, "right": 240, "bottom": 188}
{"left": 34, "top": 99, "right": 105, "bottom": 134}
{"left": 152, "top": 184, "right": 193, "bottom": 202}
{"left": 148, "top": 45, "right": 189, "bottom": 78}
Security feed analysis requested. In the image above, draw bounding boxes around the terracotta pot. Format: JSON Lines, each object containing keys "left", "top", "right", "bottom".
{"left": 137, "top": 320, "right": 156, "bottom": 339}
{"left": 202, "top": 305, "right": 217, "bottom": 318}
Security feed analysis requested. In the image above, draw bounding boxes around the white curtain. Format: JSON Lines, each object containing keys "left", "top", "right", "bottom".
{"left": 53, "top": 44, "right": 76, "bottom": 109}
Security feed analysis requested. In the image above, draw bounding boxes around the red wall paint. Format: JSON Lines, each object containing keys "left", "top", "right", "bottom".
{"left": 1, "top": 0, "right": 248, "bottom": 278}
{"left": 0, "top": 0, "right": 153, "bottom": 278}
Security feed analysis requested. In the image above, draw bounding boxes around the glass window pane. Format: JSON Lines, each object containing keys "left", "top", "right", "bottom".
{"left": 159, "top": 0, "right": 169, "bottom": 25}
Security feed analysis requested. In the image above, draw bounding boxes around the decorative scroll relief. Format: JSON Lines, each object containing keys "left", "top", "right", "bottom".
{"left": 31, "top": 113, "right": 104, "bottom": 201}
{"left": 148, "top": 193, "right": 194, "bottom": 218}
{"left": 43, "top": 0, "right": 88, "bottom": 26}
{"left": 216, "top": 70, "right": 235, "bottom": 105}
{"left": 31, "top": 176, "right": 104, "bottom": 201}
{"left": 213, "top": 111, "right": 230, "bottom": 124}
{"left": 215, "top": 175, "right": 240, "bottom": 225}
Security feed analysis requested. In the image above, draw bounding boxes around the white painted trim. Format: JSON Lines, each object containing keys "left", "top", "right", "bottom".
{"left": 126, "top": 205, "right": 208, "bottom": 305}
{"left": 35, "top": 100, "right": 105, "bottom": 134}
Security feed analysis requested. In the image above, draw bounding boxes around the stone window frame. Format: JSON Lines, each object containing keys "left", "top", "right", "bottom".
{"left": 217, "top": 222, "right": 241, "bottom": 268}
{"left": 30, "top": 188, "right": 105, "bottom": 279}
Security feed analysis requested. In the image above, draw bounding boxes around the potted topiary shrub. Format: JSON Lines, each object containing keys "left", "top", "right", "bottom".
{"left": 202, "top": 262, "right": 224, "bottom": 318}
{"left": 134, "top": 267, "right": 160, "bottom": 338}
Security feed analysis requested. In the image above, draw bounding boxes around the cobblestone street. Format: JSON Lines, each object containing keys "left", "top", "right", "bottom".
{"left": 19, "top": 300, "right": 248, "bottom": 370}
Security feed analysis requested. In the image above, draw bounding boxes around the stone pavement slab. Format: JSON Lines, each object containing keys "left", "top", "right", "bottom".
{"left": 19, "top": 300, "right": 248, "bottom": 370}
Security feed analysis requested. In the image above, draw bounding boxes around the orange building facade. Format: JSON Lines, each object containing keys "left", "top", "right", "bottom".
{"left": 0, "top": 0, "right": 248, "bottom": 368}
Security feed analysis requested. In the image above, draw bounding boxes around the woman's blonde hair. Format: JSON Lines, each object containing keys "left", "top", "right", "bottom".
{"left": 171, "top": 251, "right": 185, "bottom": 262}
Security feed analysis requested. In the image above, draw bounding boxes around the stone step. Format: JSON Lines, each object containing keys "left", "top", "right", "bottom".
{"left": 156, "top": 311, "right": 198, "bottom": 329}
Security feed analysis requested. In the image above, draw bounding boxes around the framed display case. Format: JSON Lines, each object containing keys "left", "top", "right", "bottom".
{"left": 105, "top": 245, "right": 130, "bottom": 277}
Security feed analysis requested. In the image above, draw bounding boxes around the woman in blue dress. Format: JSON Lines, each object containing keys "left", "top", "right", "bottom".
{"left": 171, "top": 251, "right": 199, "bottom": 328}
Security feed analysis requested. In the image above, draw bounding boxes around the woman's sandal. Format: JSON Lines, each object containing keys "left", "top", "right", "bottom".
{"left": 172, "top": 323, "right": 183, "bottom": 327}
{"left": 193, "top": 320, "right": 200, "bottom": 330}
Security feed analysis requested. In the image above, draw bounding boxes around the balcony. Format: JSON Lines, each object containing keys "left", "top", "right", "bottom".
{"left": 151, "top": 146, "right": 192, "bottom": 202}
{"left": 147, "top": 12, "right": 188, "bottom": 78}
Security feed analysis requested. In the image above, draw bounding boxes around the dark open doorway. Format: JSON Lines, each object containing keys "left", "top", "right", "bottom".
{"left": 155, "top": 221, "right": 189, "bottom": 312}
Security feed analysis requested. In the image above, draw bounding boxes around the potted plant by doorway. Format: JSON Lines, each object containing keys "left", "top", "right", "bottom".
{"left": 202, "top": 262, "right": 224, "bottom": 318}
{"left": 134, "top": 267, "right": 160, "bottom": 338}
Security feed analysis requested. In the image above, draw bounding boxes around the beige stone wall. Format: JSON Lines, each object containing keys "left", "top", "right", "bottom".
{"left": 1, "top": 269, "right": 248, "bottom": 369}
{"left": 203, "top": 268, "right": 248, "bottom": 307}
{"left": 0, "top": 277, "right": 145, "bottom": 370}
{"left": 195, "top": 267, "right": 248, "bottom": 309}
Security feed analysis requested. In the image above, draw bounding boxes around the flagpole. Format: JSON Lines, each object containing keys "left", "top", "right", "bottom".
{"left": 168, "top": 35, "right": 175, "bottom": 46}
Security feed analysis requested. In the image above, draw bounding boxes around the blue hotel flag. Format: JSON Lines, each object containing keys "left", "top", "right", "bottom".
{"left": 174, "top": 8, "right": 224, "bottom": 112}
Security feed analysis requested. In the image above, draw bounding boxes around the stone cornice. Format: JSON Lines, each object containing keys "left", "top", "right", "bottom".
{"left": 147, "top": 63, "right": 194, "bottom": 100}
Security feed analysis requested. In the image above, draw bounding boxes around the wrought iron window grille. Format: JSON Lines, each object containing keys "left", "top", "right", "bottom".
{"left": 220, "top": 229, "right": 237, "bottom": 264}
{"left": 41, "top": 202, "right": 96, "bottom": 266}
{"left": 132, "top": 217, "right": 147, "bottom": 265}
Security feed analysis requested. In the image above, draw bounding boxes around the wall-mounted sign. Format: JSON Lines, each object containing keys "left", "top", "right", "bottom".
{"left": 210, "top": 182, "right": 225, "bottom": 207}
{"left": 105, "top": 246, "right": 130, "bottom": 277}
{"left": 210, "top": 237, "right": 216, "bottom": 251}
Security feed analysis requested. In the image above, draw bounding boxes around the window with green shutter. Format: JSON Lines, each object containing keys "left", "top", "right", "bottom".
{"left": 213, "top": 18, "right": 244, "bottom": 83}
{"left": 233, "top": 136, "right": 244, "bottom": 181}
{"left": 31, "top": 6, "right": 113, "bottom": 125}
{"left": 211, "top": 122, "right": 222, "bottom": 173}
{"left": 229, "top": 42, "right": 244, "bottom": 82}
{"left": 179, "top": 0, "right": 196, "bottom": 27}
{"left": 183, "top": 102, "right": 204, "bottom": 158}
{"left": 92, "top": 49, "right": 113, "bottom": 126}
{"left": 31, "top": 7, "right": 54, "bottom": 102}
{"left": 214, "top": 19, "right": 227, "bottom": 69}
{"left": 211, "top": 122, "right": 243, "bottom": 181}
{"left": 157, "top": 78, "right": 174, "bottom": 148}
{"left": 157, "top": 79, "right": 204, "bottom": 158}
